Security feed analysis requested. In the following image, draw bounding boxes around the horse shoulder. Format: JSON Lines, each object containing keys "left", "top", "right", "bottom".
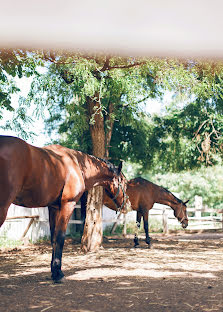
{"left": 61, "top": 158, "right": 85, "bottom": 203}
{"left": 137, "top": 181, "right": 154, "bottom": 212}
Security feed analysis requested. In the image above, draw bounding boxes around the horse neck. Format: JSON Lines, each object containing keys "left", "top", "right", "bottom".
{"left": 80, "top": 154, "right": 114, "bottom": 189}
{"left": 155, "top": 186, "right": 180, "bottom": 210}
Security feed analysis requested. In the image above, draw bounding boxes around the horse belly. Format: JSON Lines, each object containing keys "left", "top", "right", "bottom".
{"left": 13, "top": 177, "right": 64, "bottom": 208}
{"left": 13, "top": 189, "right": 50, "bottom": 208}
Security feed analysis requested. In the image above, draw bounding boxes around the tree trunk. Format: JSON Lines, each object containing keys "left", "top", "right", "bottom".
{"left": 81, "top": 95, "right": 105, "bottom": 252}
{"left": 81, "top": 186, "right": 103, "bottom": 252}
{"left": 105, "top": 102, "right": 115, "bottom": 158}
{"left": 88, "top": 94, "right": 106, "bottom": 157}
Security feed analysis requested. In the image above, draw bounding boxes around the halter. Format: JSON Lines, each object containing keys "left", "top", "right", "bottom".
{"left": 110, "top": 178, "right": 129, "bottom": 212}
{"left": 176, "top": 203, "right": 188, "bottom": 224}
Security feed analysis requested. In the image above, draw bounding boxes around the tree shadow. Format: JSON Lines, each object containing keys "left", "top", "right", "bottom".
{"left": 1, "top": 235, "right": 223, "bottom": 311}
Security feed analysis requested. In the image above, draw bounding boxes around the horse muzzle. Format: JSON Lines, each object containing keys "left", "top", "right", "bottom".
{"left": 181, "top": 219, "right": 188, "bottom": 229}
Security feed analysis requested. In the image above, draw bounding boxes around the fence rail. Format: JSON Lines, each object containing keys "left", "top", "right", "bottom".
{"left": 109, "top": 205, "right": 223, "bottom": 235}
{"left": 160, "top": 206, "right": 223, "bottom": 235}
{"left": 3, "top": 199, "right": 223, "bottom": 240}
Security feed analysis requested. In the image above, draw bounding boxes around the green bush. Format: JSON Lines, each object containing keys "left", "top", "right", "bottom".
{"left": 143, "top": 165, "right": 223, "bottom": 210}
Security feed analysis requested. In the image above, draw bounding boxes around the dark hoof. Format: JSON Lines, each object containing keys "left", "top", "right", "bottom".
{"left": 52, "top": 270, "right": 65, "bottom": 283}
{"left": 53, "top": 276, "right": 65, "bottom": 284}
{"left": 146, "top": 238, "right": 151, "bottom": 245}
{"left": 134, "top": 243, "right": 140, "bottom": 248}
{"left": 147, "top": 241, "right": 153, "bottom": 249}
{"left": 134, "top": 238, "right": 139, "bottom": 246}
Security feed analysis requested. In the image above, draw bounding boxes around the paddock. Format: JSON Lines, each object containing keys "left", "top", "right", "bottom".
{"left": 1, "top": 232, "right": 223, "bottom": 312}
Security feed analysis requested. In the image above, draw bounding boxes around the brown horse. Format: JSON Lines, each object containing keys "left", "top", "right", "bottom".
{"left": 0, "top": 136, "right": 129, "bottom": 282}
{"left": 103, "top": 177, "right": 189, "bottom": 247}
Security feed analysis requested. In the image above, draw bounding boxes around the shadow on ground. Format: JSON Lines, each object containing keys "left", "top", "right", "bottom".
{"left": 1, "top": 233, "right": 223, "bottom": 312}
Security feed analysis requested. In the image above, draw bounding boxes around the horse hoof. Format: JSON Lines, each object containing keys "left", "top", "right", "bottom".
{"left": 147, "top": 243, "right": 153, "bottom": 249}
{"left": 134, "top": 244, "right": 140, "bottom": 248}
{"left": 52, "top": 270, "right": 65, "bottom": 283}
{"left": 53, "top": 276, "right": 65, "bottom": 284}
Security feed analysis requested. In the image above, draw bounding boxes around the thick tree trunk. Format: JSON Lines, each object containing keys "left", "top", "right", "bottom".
{"left": 81, "top": 186, "right": 103, "bottom": 252}
{"left": 88, "top": 94, "right": 106, "bottom": 157}
{"left": 81, "top": 95, "right": 105, "bottom": 252}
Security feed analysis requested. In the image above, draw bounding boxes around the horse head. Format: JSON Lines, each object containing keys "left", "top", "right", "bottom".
{"left": 105, "top": 161, "right": 131, "bottom": 214}
{"left": 173, "top": 199, "right": 189, "bottom": 228}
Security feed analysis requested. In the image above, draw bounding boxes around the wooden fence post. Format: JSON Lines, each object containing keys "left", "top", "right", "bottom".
{"left": 162, "top": 207, "right": 168, "bottom": 235}
{"left": 122, "top": 213, "right": 127, "bottom": 236}
{"left": 220, "top": 209, "right": 223, "bottom": 231}
{"left": 222, "top": 212, "right": 223, "bottom": 231}
{"left": 111, "top": 212, "right": 122, "bottom": 234}
{"left": 195, "top": 195, "right": 202, "bottom": 218}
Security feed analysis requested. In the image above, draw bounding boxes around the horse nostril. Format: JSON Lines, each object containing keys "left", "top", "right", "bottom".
{"left": 182, "top": 222, "right": 188, "bottom": 229}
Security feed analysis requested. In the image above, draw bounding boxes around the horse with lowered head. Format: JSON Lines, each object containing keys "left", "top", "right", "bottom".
{"left": 103, "top": 177, "right": 189, "bottom": 247}
{"left": 0, "top": 136, "right": 130, "bottom": 282}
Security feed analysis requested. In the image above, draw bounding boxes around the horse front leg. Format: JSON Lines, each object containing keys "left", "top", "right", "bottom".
{"left": 143, "top": 212, "right": 151, "bottom": 248}
{"left": 80, "top": 191, "right": 87, "bottom": 237}
{"left": 134, "top": 211, "right": 142, "bottom": 247}
{"left": 49, "top": 202, "right": 75, "bottom": 282}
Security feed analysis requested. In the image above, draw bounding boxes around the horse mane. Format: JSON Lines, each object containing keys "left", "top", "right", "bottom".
{"left": 45, "top": 145, "right": 120, "bottom": 175}
{"left": 96, "top": 157, "right": 119, "bottom": 174}
{"left": 82, "top": 152, "right": 119, "bottom": 175}
{"left": 160, "top": 186, "right": 184, "bottom": 204}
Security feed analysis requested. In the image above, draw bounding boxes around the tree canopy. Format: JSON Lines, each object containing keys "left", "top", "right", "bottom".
{"left": 26, "top": 53, "right": 162, "bottom": 159}
{"left": 0, "top": 50, "right": 222, "bottom": 171}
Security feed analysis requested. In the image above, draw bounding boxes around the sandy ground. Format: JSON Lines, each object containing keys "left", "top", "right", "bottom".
{"left": 0, "top": 232, "right": 223, "bottom": 312}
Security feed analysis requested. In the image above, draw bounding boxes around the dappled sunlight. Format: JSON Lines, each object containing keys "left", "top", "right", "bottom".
{"left": 64, "top": 235, "right": 223, "bottom": 282}
{"left": 67, "top": 267, "right": 216, "bottom": 281}
{"left": 1, "top": 234, "right": 223, "bottom": 311}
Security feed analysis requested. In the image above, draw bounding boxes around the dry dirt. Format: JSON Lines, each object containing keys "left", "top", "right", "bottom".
{"left": 0, "top": 232, "right": 223, "bottom": 312}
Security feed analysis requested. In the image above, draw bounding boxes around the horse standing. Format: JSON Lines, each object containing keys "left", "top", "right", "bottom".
{"left": 103, "top": 177, "right": 189, "bottom": 247}
{"left": 0, "top": 136, "right": 129, "bottom": 282}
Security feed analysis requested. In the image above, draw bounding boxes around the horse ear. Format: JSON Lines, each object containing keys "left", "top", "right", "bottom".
{"left": 184, "top": 200, "right": 189, "bottom": 205}
{"left": 118, "top": 161, "right": 123, "bottom": 174}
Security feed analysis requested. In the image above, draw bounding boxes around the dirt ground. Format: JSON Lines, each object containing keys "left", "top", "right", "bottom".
{"left": 1, "top": 232, "right": 223, "bottom": 312}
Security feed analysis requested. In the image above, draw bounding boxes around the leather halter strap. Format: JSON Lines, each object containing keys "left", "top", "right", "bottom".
{"left": 111, "top": 179, "right": 128, "bottom": 212}
{"left": 176, "top": 203, "right": 188, "bottom": 223}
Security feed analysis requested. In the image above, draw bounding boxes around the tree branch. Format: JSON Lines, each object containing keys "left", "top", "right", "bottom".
{"left": 60, "top": 70, "right": 75, "bottom": 84}
{"left": 100, "top": 56, "right": 111, "bottom": 72}
{"left": 102, "top": 61, "right": 147, "bottom": 71}
{"left": 132, "top": 95, "right": 153, "bottom": 105}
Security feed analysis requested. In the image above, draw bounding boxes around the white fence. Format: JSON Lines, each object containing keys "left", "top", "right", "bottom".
{"left": 1, "top": 196, "right": 222, "bottom": 242}
{"left": 0, "top": 205, "right": 50, "bottom": 242}
{"left": 107, "top": 199, "right": 223, "bottom": 235}
{"left": 0, "top": 204, "right": 85, "bottom": 242}
{"left": 149, "top": 204, "right": 223, "bottom": 234}
{"left": 0, "top": 204, "right": 118, "bottom": 242}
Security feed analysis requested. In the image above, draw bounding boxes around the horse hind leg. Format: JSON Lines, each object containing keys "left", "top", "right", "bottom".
{"left": 143, "top": 213, "right": 151, "bottom": 248}
{"left": 0, "top": 183, "right": 16, "bottom": 227}
{"left": 0, "top": 167, "right": 17, "bottom": 227}
{"left": 0, "top": 203, "right": 11, "bottom": 227}
{"left": 134, "top": 211, "right": 142, "bottom": 247}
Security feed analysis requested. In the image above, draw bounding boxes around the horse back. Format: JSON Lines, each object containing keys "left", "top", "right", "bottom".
{"left": 0, "top": 136, "right": 65, "bottom": 208}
